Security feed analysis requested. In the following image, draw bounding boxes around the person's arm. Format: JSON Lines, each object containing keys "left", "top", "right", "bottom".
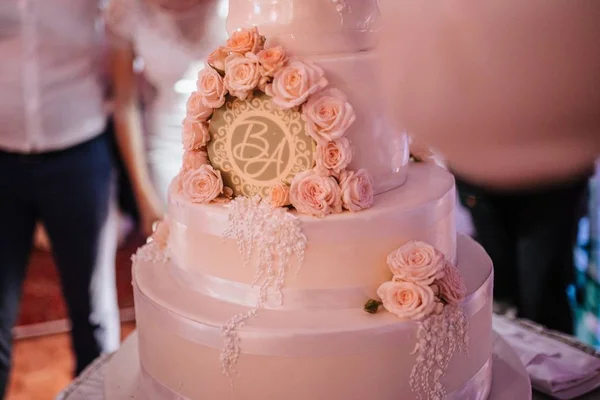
{"left": 378, "top": 0, "right": 600, "bottom": 189}
{"left": 109, "top": 36, "right": 164, "bottom": 237}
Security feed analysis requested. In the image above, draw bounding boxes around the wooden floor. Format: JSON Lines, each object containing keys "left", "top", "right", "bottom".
{"left": 6, "top": 322, "right": 136, "bottom": 400}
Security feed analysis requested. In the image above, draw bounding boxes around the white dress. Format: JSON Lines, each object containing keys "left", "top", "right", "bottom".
{"left": 105, "top": 0, "right": 229, "bottom": 201}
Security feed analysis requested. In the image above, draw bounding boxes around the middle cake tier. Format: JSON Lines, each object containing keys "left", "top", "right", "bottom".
{"left": 167, "top": 163, "right": 456, "bottom": 294}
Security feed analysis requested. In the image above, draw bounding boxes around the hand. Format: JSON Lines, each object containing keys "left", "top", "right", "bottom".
{"left": 136, "top": 187, "right": 165, "bottom": 239}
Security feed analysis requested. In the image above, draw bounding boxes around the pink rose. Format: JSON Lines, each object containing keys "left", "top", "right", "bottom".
{"left": 181, "top": 165, "right": 223, "bottom": 204}
{"left": 224, "top": 53, "right": 261, "bottom": 100}
{"left": 302, "top": 88, "right": 355, "bottom": 143}
{"left": 182, "top": 118, "right": 210, "bottom": 150}
{"left": 207, "top": 46, "right": 229, "bottom": 71}
{"left": 266, "top": 60, "right": 328, "bottom": 109}
{"left": 339, "top": 169, "right": 374, "bottom": 212}
{"left": 182, "top": 149, "right": 209, "bottom": 172}
{"left": 197, "top": 67, "right": 227, "bottom": 108}
{"left": 269, "top": 183, "right": 291, "bottom": 208}
{"left": 436, "top": 262, "right": 467, "bottom": 305}
{"left": 224, "top": 27, "right": 265, "bottom": 55}
{"left": 387, "top": 241, "right": 446, "bottom": 285}
{"left": 258, "top": 46, "right": 288, "bottom": 77}
{"left": 151, "top": 219, "right": 170, "bottom": 248}
{"left": 290, "top": 170, "right": 342, "bottom": 217}
{"left": 186, "top": 91, "right": 213, "bottom": 122}
{"left": 377, "top": 281, "right": 437, "bottom": 321}
{"left": 316, "top": 138, "right": 353, "bottom": 175}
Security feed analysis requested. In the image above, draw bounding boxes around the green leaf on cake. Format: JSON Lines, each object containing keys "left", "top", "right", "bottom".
{"left": 364, "top": 299, "right": 383, "bottom": 314}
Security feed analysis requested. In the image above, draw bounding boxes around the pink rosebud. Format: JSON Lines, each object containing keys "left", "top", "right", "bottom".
{"left": 197, "top": 67, "right": 227, "bottom": 109}
{"left": 266, "top": 60, "right": 328, "bottom": 109}
{"left": 302, "top": 88, "right": 355, "bottom": 143}
{"left": 339, "top": 169, "right": 374, "bottom": 212}
{"left": 290, "top": 170, "right": 342, "bottom": 217}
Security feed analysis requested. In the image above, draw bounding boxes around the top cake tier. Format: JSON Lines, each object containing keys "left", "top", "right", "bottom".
{"left": 227, "top": 0, "right": 381, "bottom": 55}
{"left": 222, "top": 1, "right": 409, "bottom": 195}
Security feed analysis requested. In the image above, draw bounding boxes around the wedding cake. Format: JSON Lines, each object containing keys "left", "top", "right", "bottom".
{"left": 125, "top": 1, "right": 494, "bottom": 399}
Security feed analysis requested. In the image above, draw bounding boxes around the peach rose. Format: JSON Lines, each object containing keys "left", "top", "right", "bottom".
{"left": 436, "top": 261, "right": 467, "bottom": 305}
{"left": 339, "top": 169, "right": 374, "bottom": 212}
{"left": 207, "top": 46, "right": 229, "bottom": 71}
{"left": 182, "top": 117, "right": 210, "bottom": 150}
{"left": 181, "top": 165, "right": 223, "bottom": 204}
{"left": 302, "top": 88, "right": 355, "bottom": 143}
{"left": 316, "top": 138, "right": 353, "bottom": 175}
{"left": 186, "top": 91, "right": 213, "bottom": 122}
{"left": 224, "top": 27, "right": 265, "bottom": 55}
{"left": 387, "top": 241, "right": 446, "bottom": 285}
{"left": 290, "top": 170, "right": 342, "bottom": 217}
{"left": 197, "top": 67, "right": 227, "bottom": 108}
{"left": 266, "top": 60, "right": 328, "bottom": 109}
{"left": 151, "top": 219, "right": 169, "bottom": 248}
{"left": 377, "top": 281, "right": 437, "bottom": 321}
{"left": 269, "top": 183, "right": 291, "bottom": 208}
{"left": 224, "top": 53, "right": 261, "bottom": 100}
{"left": 182, "top": 149, "right": 209, "bottom": 172}
{"left": 258, "top": 46, "right": 288, "bottom": 77}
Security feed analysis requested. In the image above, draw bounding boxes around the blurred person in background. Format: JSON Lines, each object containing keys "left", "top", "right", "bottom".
{"left": 378, "top": 0, "right": 600, "bottom": 333}
{"left": 0, "top": 1, "right": 120, "bottom": 396}
{"left": 104, "top": 0, "right": 227, "bottom": 236}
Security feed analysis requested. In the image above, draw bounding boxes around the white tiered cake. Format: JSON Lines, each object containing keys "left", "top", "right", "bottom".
{"left": 104, "top": 2, "right": 529, "bottom": 399}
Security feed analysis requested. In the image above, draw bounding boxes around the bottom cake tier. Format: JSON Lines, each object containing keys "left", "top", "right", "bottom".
{"left": 132, "top": 235, "right": 493, "bottom": 400}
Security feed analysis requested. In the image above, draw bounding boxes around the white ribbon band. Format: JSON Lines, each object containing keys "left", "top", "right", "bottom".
{"left": 169, "top": 263, "right": 377, "bottom": 310}
{"left": 447, "top": 356, "right": 493, "bottom": 400}
{"left": 138, "top": 356, "right": 492, "bottom": 400}
{"left": 133, "top": 267, "right": 492, "bottom": 357}
{"left": 167, "top": 263, "right": 493, "bottom": 313}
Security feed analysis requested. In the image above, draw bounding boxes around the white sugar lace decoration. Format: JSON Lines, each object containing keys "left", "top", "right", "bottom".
{"left": 410, "top": 306, "right": 469, "bottom": 400}
{"left": 131, "top": 242, "right": 169, "bottom": 264}
{"left": 220, "top": 196, "right": 307, "bottom": 379}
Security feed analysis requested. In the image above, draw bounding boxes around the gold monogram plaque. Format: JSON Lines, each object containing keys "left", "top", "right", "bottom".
{"left": 207, "top": 93, "right": 315, "bottom": 198}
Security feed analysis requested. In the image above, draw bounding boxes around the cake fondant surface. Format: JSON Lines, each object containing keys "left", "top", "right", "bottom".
{"left": 226, "top": 0, "right": 382, "bottom": 54}
{"left": 168, "top": 163, "right": 456, "bottom": 291}
{"left": 133, "top": 234, "right": 493, "bottom": 400}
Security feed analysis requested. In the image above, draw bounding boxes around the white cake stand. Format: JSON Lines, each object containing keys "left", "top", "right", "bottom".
{"left": 105, "top": 332, "right": 532, "bottom": 400}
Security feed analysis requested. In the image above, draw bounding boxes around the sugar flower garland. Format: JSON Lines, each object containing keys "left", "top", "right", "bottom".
{"left": 174, "top": 27, "right": 374, "bottom": 217}
{"left": 365, "top": 241, "right": 467, "bottom": 319}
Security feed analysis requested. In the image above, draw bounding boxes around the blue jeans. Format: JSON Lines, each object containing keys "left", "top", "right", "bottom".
{"left": 0, "top": 134, "right": 120, "bottom": 397}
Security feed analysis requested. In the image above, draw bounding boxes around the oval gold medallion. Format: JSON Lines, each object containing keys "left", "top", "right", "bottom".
{"left": 208, "top": 93, "right": 315, "bottom": 198}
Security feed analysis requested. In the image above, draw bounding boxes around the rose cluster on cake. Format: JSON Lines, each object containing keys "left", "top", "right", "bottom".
{"left": 372, "top": 241, "right": 467, "bottom": 321}
{"left": 175, "top": 27, "right": 374, "bottom": 216}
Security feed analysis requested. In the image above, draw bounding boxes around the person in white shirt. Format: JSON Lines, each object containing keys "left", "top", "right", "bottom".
{"left": 0, "top": 1, "right": 120, "bottom": 395}
{"left": 104, "top": 0, "right": 227, "bottom": 236}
